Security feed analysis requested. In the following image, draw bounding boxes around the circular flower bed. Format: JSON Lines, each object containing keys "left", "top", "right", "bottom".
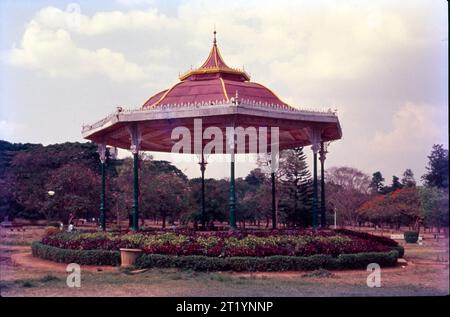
{"left": 32, "top": 229, "right": 403, "bottom": 271}
{"left": 39, "top": 229, "right": 398, "bottom": 258}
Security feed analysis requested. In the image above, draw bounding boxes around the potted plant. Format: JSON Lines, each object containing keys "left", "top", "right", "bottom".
{"left": 404, "top": 231, "right": 419, "bottom": 243}
{"left": 119, "top": 248, "right": 143, "bottom": 267}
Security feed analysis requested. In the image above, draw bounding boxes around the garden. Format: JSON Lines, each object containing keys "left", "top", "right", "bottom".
{"left": 31, "top": 228, "right": 403, "bottom": 271}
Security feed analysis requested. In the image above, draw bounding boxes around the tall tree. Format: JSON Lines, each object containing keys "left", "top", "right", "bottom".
{"left": 370, "top": 171, "right": 385, "bottom": 194}
{"left": 401, "top": 169, "right": 416, "bottom": 188}
{"left": 387, "top": 175, "right": 403, "bottom": 193}
{"left": 326, "top": 166, "right": 371, "bottom": 226}
{"left": 422, "top": 144, "right": 449, "bottom": 189}
{"left": 278, "top": 148, "right": 312, "bottom": 227}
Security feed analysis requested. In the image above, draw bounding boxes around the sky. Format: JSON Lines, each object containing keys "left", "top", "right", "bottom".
{"left": 0, "top": 0, "right": 448, "bottom": 184}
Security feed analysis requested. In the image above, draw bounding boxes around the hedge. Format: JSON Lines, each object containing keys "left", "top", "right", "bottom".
{"left": 134, "top": 251, "right": 399, "bottom": 272}
{"left": 31, "top": 241, "right": 120, "bottom": 266}
{"left": 31, "top": 242, "right": 399, "bottom": 271}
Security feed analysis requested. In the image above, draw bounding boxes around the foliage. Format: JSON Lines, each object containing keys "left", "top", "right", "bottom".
{"left": 401, "top": 169, "right": 416, "bottom": 188}
{"left": 404, "top": 231, "right": 419, "bottom": 243}
{"left": 422, "top": 144, "right": 449, "bottom": 189}
{"left": 370, "top": 171, "right": 385, "bottom": 194}
{"left": 31, "top": 241, "right": 120, "bottom": 265}
{"left": 32, "top": 241, "right": 398, "bottom": 271}
{"left": 134, "top": 250, "right": 399, "bottom": 271}
{"left": 278, "top": 148, "right": 312, "bottom": 227}
{"left": 357, "top": 187, "right": 423, "bottom": 230}
{"left": 326, "top": 167, "right": 371, "bottom": 225}
{"left": 418, "top": 186, "right": 449, "bottom": 230}
{"left": 40, "top": 229, "right": 397, "bottom": 258}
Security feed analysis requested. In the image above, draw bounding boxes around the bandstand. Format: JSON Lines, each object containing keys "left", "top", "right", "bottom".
{"left": 81, "top": 32, "right": 342, "bottom": 231}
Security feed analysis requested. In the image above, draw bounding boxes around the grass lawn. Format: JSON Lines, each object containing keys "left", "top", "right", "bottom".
{"left": 1, "top": 227, "right": 448, "bottom": 297}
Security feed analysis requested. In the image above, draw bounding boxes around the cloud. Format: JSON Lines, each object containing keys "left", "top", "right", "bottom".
{"left": 9, "top": 21, "right": 147, "bottom": 81}
{"left": 8, "top": 2, "right": 444, "bottom": 86}
{"left": 372, "top": 102, "right": 444, "bottom": 153}
{"left": 115, "top": 0, "right": 155, "bottom": 7}
{"left": 32, "top": 6, "right": 176, "bottom": 35}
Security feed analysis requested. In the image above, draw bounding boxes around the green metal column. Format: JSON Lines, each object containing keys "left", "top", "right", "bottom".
{"left": 320, "top": 142, "right": 326, "bottom": 228}
{"left": 132, "top": 152, "right": 139, "bottom": 231}
{"left": 199, "top": 154, "right": 206, "bottom": 229}
{"left": 100, "top": 161, "right": 106, "bottom": 231}
{"left": 229, "top": 150, "right": 237, "bottom": 230}
{"left": 312, "top": 151, "right": 318, "bottom": 229}
{"left": 271, "top": 172, "right": 276, "bottom": 229}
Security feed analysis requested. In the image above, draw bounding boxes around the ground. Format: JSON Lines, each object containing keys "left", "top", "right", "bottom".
{"left": 0, "top": 226, "right": 448, "bottom": 297}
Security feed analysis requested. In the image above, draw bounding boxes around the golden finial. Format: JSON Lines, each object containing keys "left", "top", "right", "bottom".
{"left": 213, "top": 26, "right": 217, "bottom": 45}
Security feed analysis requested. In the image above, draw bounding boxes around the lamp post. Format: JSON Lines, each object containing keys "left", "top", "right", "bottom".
{"left": 334, "top": 207, "right": 337, "bottom": 229}
{"left": 198, "top": 153, "right": 207, "bottom": 230}
{"left": 47, "top": 190, "right": 56, "bottom": 227}
{"left": 98, "top": 143, "right": 107, "bottom": 231}
{"left": 319, "top": 141, "right": 328, "bottom": 228}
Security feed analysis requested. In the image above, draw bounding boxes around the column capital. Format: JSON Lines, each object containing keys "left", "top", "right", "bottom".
{"left": 97, "top": 143, "right": 107, "bottom": 163}
{"left": 128, "top": 124, "right": 142, "bottom": 154}
{"left": 308, "top": 127, "right": 322, "bottom": 154}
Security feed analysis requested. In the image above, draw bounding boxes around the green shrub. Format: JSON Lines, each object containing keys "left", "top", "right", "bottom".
{"left": 391, "top": 246, "right": 405, "bottom": 258}
{"left": 31, "top": 242, "right": 120, "bottom": 266}
{"left": 404, "top": 231, "right": 419, "bottom": 243}
{"left": 32, "top": 241, "right": 399, "bottom": 272}
{"left": 134, "top": 251, "right": 398, "bottom": 272}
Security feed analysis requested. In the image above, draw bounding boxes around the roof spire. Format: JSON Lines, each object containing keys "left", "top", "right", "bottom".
{"left": 213, "top": 27, "right": 217, "bottom": 46}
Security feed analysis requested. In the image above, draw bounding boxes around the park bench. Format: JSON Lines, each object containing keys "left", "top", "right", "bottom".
{"left": 390, "top": 233, "right": 424, "bottom": 241}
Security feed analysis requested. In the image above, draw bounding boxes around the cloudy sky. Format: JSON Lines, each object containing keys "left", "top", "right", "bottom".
{"left": 0, "top": 0, "right": 448, "bottom": 184}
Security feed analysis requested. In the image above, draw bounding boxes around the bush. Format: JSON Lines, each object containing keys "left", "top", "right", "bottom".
{"left": 31, "top": 242, "right": 120, "bottom": 266}
{"left": 404, "top": 231, "right": 419, "bottom": 243}
{"left": 391, "top": 245, "right": 405, "bottom": 258}
{"left": 32, "top": 241, "right": 399, "bottom": 272}
{"left": 134, "top": 251, "right": 399, "bottom": 272}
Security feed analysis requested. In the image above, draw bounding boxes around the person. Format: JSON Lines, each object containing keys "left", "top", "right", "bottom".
{"left": 67, "top": 222, "right": 75, "bottom": 232}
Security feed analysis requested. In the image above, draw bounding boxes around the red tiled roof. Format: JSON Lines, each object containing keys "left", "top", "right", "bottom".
{"left": 142, "top": 32, "right": 293, "bottom": 110}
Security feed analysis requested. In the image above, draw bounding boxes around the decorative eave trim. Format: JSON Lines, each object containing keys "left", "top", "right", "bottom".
{"left": 82, "top": 101, "right": 342, "bottom": 140}
{"left": 179, "top": 66, "right": 250, "bottom": 81}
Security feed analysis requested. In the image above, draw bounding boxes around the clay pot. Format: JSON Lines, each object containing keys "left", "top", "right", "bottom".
{"left": 119, "top": 248, "right": 143, "bottom": 267}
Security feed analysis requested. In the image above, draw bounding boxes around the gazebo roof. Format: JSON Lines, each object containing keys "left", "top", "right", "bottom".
{"left": 142, "top": 32, "right": 292, "bottom": 110}
{"left": 82, "top": 32, "right": 342, "bottom": 154}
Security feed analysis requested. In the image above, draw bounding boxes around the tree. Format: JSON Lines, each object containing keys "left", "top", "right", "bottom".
{"left": 7, "top": 141, "right": 101, "bottom": 220}
{"left": 278, "top": 148, "right": 312, "bottom": 227}
{"left": 401, "top": 169, "right": 416, "bottom": 188}
{"left": 422, "top": 144, "right": 449, "bottom": 189}
{"left": 143, "top": 173, "right": 191, "bottom": 228}
{"left": 418, "top": 186, "right": 449, "bottom": 234}
{"left": 244, "top": 168, "right": 266, "bottom": 187}
{"left": 358, "top": 187, "right": 423, "bottom": 232}
{"left": 326, "top": 167, "right": 372, "bottom": 226}
{"left": 385, "top": 175, "right": 403, "bottom": 193}
{"left": 187, "top": 178, "right": 228, "bottom": 227}
{"left": 370, "top": 171, "right": 385, "bottom": 194}
{"left": 45, "top": 163, "right": 100, "bottom": 223}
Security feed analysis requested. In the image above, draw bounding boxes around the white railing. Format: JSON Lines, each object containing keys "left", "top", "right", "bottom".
{"left": 82, "top": 99, "right": 338, "bottom": 132}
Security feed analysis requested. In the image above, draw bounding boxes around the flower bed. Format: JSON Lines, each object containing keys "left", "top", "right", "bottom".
{"left": 31, "top": 241, "right": 399, "bottom": 271}
{"left": 39, "top": 229, "right": 401, "bottom": 258}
